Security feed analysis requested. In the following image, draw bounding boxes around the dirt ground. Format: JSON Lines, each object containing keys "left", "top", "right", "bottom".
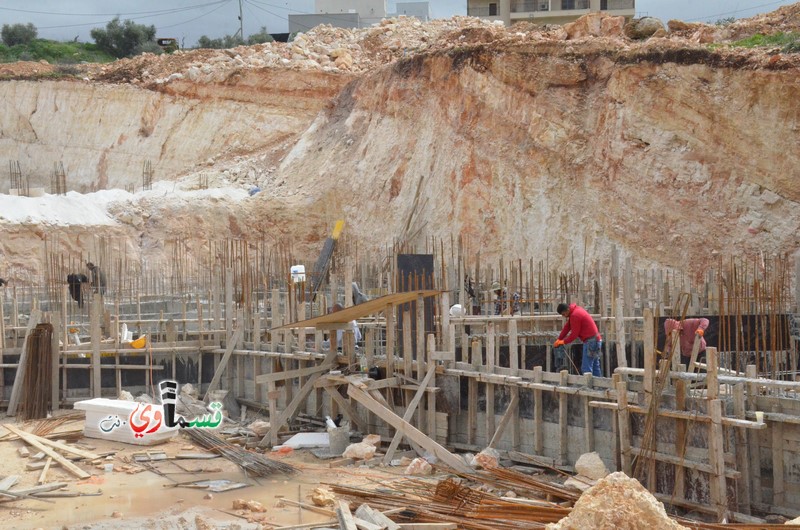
{"left": 0, "top": 417, "right": 410, "bottom": 530}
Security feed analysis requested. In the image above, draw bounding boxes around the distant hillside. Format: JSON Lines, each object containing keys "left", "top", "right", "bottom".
{"left": 0, "top": 39, "right": 115, "bottom": 64}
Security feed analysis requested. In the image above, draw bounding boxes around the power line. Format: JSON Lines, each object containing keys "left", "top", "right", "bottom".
{"left": 244, "top": 0, "right": 357, "bottom": 31}
{"left": 159, "top": 1, "right": 234, "bottom": 30}
{"left": 687, "top": 0, "right": 793, "bottom": 22}
{"left": 33, "top": 1, "right": 233, "bottom": 31}
{"left": 0, "top": 1, "right": 230, "bottom": 18}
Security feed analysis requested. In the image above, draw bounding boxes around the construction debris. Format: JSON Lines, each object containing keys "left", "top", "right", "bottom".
{"left": 546, "top": 472, "right": 688, "bottom": 530}
{"left": 184, "top": 428, "right": 296, "bottom": 477}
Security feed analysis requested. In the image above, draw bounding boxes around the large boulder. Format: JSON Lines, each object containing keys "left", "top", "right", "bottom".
{"left": 624, "top": 17, "right": 665, "bottom": 39}
{"left": 565, "top": 13, "right": 626, "bottom": 40}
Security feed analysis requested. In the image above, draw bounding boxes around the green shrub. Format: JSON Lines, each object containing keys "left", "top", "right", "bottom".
{"left": 91, "top": 17, "right": 156, "bottom": 58}
{"left": 2, "top": 23, "right": 37, "bottom": 47}
{"left": 730, "top": 32, "right": 800, "bottom": 52}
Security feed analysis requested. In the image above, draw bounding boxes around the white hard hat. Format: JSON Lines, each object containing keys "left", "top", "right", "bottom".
{"left": 449, "top": 304, "right": 466, "bottom": 317}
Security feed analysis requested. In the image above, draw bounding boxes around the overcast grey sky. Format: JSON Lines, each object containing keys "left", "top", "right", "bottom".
{"left": 0, "top": 0, "right": 796, "bottom": 47}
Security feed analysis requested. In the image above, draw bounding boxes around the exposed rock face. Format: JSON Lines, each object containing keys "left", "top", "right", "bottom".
{"left": 0, "top": 71, "right": 351, "bottom": 193}
{"left": 0, "top": 11, "right": 799, "bottom": 278}
{"left": 255, "top": 44, "right": 800, "bottom": 274}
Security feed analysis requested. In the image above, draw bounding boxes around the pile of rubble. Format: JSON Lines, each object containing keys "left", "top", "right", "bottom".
{"left": 547, "top": 472, "right": 688, "bottom": 530}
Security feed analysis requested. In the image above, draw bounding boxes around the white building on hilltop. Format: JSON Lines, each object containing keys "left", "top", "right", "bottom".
{"left": 467, "top": 0, "right": 635, "bottom": 26}
{"left": 289, "top": 1, "right": 430, "bottom": 33}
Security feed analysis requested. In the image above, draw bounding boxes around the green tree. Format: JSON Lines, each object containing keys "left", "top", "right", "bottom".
{"left": 247, "top": 27, "right": 274, "bottom": 45}
{"left": 1, "top": 23, "right": 38, "bottom": 47}
{"left": 90, "top": 17, "right": 156, "bottom": 58}
{"left": 195, "top": 34, "right": 245, "bottom": 49}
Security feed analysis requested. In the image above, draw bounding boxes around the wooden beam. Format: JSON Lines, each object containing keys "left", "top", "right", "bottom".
{"left": 383, "top": 364, "right": 437, "bottom": 465}
{"left": 203, "top": 326, "right": 244, "bottom": 401}
{"left": 488, "top": 391, "right": 519, "bottom": 449}
{"left": 348, "top": 385, "right": 470, "bottom": 474}
{"left": 3, "top": 425, "right": 89, "bottom": 479}
{"left": 258, "top": 350, "right": 337, "bottom": 447}
{"left": 336, "top": 499, "right": 358, "bottom": 530}
{"left": 6, "top": 309, "right": 42, "bottom": 416}
{"left": 255, "top": 364, "right": 330, "bottom": 384}
{"left": 708, "top": 399, "right": 728, "bottom": 521}
{"left": 558, "top": 370, "right": 568, "bottom": 466}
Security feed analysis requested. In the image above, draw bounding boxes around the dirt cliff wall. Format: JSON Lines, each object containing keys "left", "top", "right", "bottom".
{"left": 257, "top": 44, "right": 800, "bottom": 271}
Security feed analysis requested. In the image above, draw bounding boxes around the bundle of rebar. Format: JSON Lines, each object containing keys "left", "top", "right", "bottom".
{"left": 183, "top": 428, "right": 296, "bottom": 477}
{"left": 19, "top": 323, "right": 54, "bottom": 421}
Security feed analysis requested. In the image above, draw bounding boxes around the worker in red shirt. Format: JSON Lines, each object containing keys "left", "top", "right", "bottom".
{"left": 664, "top": 318, "right": 708, "bottom": 368}
{"left": 554, "top": 303, "right": 603, "bottom": 376}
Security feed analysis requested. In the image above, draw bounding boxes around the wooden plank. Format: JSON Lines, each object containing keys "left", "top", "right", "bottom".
{"left": 706, "top": 347, "right": 719, "bottom": 400}
{"left": 37, "top": 458, "right": 52, "bottom": 485}
{"left": 772, "top": 402, "right": 785, "bottom": 507}
{"left": 400, "top": 523, "right": 458, "bottom": 530}
{"left": 29, "top": 436, "right": 101, "bottom": 460}
{"left": 383, "top": 365, "right": 436, "bottom": 465}
{"left": 616, "top": 380, "right": 632, "bottom": 475}
{"left": 583, "top": 373, "right": 594, "bottom": 453}
{"left": 425, "top": 334, "right": 436, "bottom": 439}
{"left": 708, "top": 399, "right": 728, "bottom": 521}
{"left": 203, "top": 326, "right": 244, "bottom": 401}
{"left": 355, "top": 504, "right": 400, "bottom": 530}
{"left": 533, "top": 366, "right": 543, "bottom": 455}
{"left": 336, "top": 499, "right": 358, "bottom": 530}
{"left": 733, "top": 383, "right": 752, "bottom": 514}
{"left": 510, "top": 385, "right": 520, "bottom": 452}
{"left": 51, "top": 309, "right": 61, "bottom": 412}
{"left": 260, "top": 372, "right": 326, "bottom": 448}
{"left": 688, "top": 333, "right": 703, "bottom": 372}
{"left": 255, "top": 364, "right": 330, "bottom": 384}
{"left": 91, "top": 295, "right": 101, "bottom": 398}
{"left": 467, "top": 339, "right": 479, "bottom": 446}
{"left": 348, "top": 385, "right": 471, "bottom": 474}
{"left": 674, "top": 379, "right": 687, "bottom": 505}
{"left": 2, "top": 425, "right": 89, "bottom": 479}
{"left": 6, "top": 309, "right": 42, "bottom": 415}
{"left": 508, "top": 319, "right": 519, "bottom": 373}
{"left": 0, "top": 476, "right": 19, "bottom": 490}
{"left": 643, "top": 308, "right": 654, "bottom": 404}
{"left": 558, "top": 370, "right": 568, "bottom": 466}
{"left": 488, "top": 391, "right": 519, "bottom": 449}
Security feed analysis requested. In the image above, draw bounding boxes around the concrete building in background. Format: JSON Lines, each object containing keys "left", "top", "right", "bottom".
{"left": 467, "top": 0, "right": 635, "bottom": 26}
{"left": 316, "top": 0, "right": 388, "bottom": 26}
{"left": 289, "top": 1, "right": 431, "bottom": 33}
{"left": 395, "top": 2, "right": 432, "bottom": 21}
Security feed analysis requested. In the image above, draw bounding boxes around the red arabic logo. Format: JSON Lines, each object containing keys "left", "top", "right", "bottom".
{"left": 128, "top": 403, "right": 164, "bottom": 438}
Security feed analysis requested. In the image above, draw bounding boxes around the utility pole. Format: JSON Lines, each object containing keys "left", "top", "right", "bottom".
{"left": 238, "top": 0, "right": 244, "bottom": 41}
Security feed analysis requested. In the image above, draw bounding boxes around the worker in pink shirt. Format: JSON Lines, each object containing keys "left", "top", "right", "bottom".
{"left": 554, "top": 303, "right": 603, "bottom": 376}
{"left": 664, "top": 318, "right": 708, "bottom": 368}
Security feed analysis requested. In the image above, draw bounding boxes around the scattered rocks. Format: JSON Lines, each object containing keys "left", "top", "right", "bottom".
{"left": 624, "top": 17, "right": 665, "bottom": 40}
{"left": 311, "top": 487, "right": 336, "bottom": 507}
{"left": 232, "top": 499, "right": 266, "bottom": 512}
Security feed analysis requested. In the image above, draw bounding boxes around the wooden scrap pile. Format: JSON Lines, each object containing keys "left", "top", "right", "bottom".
{"left": 327, "top": 466, "right": 577, "bottom": 529}
{"left": 0, "top": 419, "right": 112, "bottom": 504}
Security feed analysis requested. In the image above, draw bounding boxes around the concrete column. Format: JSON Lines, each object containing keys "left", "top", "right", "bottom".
{"left": 590, "top": 0, "right": 601, "bottom": 11}
{"left": 500, "top": 0, "right": 511, "bottom": 25}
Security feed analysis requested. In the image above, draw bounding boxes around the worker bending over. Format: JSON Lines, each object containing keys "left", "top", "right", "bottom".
{"left": 554, "top": 303, "right": 603, "bottom": 376}
{"left": 664, "top": 317, "right": 708, "bottom": 368}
